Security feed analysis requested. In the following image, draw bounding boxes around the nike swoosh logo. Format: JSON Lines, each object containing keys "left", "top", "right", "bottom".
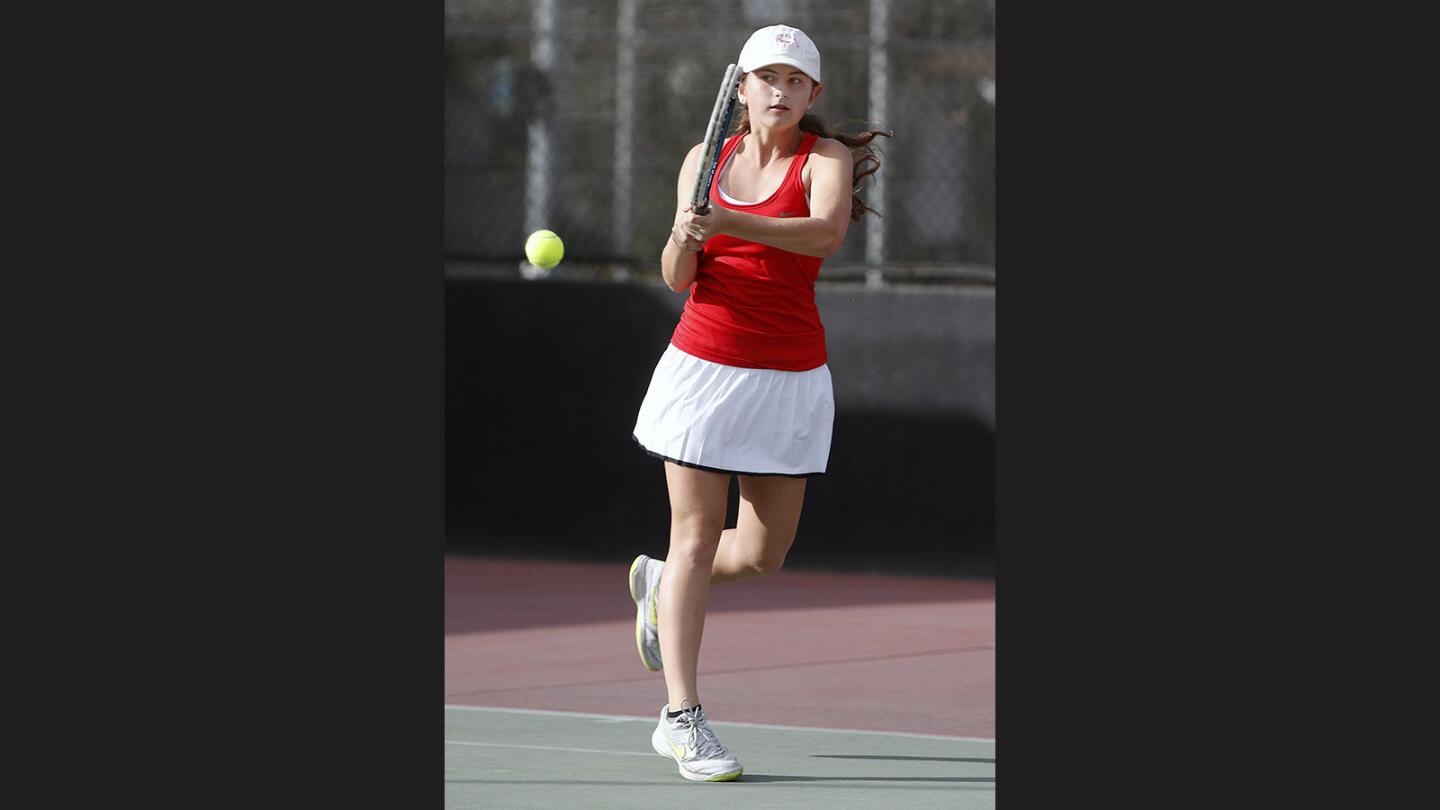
{"left": 779, "top": 211, "right": 799, "bottom": 217}
{"left": 667, "top": 738, "right": 689, "bottom": 759}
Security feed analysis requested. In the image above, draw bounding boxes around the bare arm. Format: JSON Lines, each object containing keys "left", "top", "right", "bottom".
{"left": 660, "top": 143, "right": 706, "bottom": 292}
{"left": 681, "top": 137, "right": 854, "bottom": 258}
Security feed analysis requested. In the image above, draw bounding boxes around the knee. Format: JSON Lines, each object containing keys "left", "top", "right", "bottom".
{"left": 668, "top": 524, "right": 723, "bottom": 565}
{"left": 747, "top": 551, "right": 787, "bottom": 577}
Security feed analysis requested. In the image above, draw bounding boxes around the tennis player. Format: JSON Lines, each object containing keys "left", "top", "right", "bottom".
{"left": 628, "top": 24, "right": 891, "bottom": 782}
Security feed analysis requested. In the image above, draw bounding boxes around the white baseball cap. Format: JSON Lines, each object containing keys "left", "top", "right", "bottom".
{"left": 737, "top": 24, "right": 822, "bottom": 84}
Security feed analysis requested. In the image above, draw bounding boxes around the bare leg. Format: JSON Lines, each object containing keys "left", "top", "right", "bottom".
{"left": 710, "top": 475, "right": 808, "bottom": 585}
{"left": 658, "top": 462, "right": 730, "bottom": 709}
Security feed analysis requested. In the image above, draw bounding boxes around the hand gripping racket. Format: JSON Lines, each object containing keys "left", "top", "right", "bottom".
{"left": 690, "top": 63, "right": 742, "bottom": 215}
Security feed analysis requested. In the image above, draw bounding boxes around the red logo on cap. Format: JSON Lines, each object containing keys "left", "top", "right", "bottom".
{"left": 775, "top": 31, "right": 795, "bottom": 47}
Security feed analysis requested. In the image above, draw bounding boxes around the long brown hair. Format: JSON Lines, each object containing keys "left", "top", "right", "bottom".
{"left": 733, "top": 106, "right": 893, "bottom": 221}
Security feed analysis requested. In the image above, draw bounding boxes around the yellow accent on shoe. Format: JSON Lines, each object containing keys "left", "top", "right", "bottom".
{"left": 665, "top": 736, "right": 688, "bottom": 761}
{"left": 630, "top": 555, "right": 661, "bottom": 672}
{"left": 705, "top": 769, "right": 743, "bottom": 781}
{"left": 628, "top": 555, "right": 644, "bottom": 601}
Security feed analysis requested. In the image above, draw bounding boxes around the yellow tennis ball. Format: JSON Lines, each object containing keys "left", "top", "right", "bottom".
{"left": 525, "top": 229, "right": 564, "bottom": 270}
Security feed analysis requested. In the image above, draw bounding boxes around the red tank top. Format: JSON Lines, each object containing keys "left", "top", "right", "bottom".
{"left": 670, "top": 132, "right": 827, "bottom": 371}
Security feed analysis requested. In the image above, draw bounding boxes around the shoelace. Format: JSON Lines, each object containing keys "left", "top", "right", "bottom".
{"left": 672, "top": 710, "right": 726, "bottom": 759}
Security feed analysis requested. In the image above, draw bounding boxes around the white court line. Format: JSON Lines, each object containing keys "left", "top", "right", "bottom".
{"left": 445, "top": 740, "right": 655, "bottom": 758}
{"left": 445, "top": 704, "right": 995, "bottom": 744}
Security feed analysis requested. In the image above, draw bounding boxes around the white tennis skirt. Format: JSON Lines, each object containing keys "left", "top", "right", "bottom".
{"left": 632, "top": 343, "right": 834, "bottom": 477}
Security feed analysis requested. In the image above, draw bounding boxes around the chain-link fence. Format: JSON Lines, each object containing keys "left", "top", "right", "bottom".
{"left": 445, "top": 0, "right": 994, "bottom": 282}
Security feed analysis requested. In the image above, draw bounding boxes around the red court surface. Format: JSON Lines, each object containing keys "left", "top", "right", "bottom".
{"left": 445, "top": 555, "right": 994, "bottom": 739}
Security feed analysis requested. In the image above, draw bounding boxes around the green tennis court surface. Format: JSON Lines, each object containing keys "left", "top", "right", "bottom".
{"left": 446, "top": 705, "right": 995, "bottom": 808}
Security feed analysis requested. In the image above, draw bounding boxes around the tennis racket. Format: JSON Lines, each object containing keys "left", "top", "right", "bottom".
{"left": 690, "top": 63, "right": 742, "bottom": 215}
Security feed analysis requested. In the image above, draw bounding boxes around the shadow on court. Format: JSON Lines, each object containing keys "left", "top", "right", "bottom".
{"left": 445, "top": 706, "right": 995, "bottom": 808}
{"left": 734, "top": 774, "right": 995, "bottom": 783}
{"left": 812, "top": 749, "right": 1002, "bottom": 755}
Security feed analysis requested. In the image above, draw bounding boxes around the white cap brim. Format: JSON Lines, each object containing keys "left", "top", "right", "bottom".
{"left": 738, "top": 56, "right": 820, "bottom": 84}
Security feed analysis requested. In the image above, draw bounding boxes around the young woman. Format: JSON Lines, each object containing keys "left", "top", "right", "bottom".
{"left": 628, "top": 24, "right": 890, "bottom": 782}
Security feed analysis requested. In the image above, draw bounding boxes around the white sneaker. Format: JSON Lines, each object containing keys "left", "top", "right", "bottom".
{"left": 628, "top": 554, "right": 664, "bottom": 671}
{"left": 650, "top": 704, "right": 743, "bottom": 782}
